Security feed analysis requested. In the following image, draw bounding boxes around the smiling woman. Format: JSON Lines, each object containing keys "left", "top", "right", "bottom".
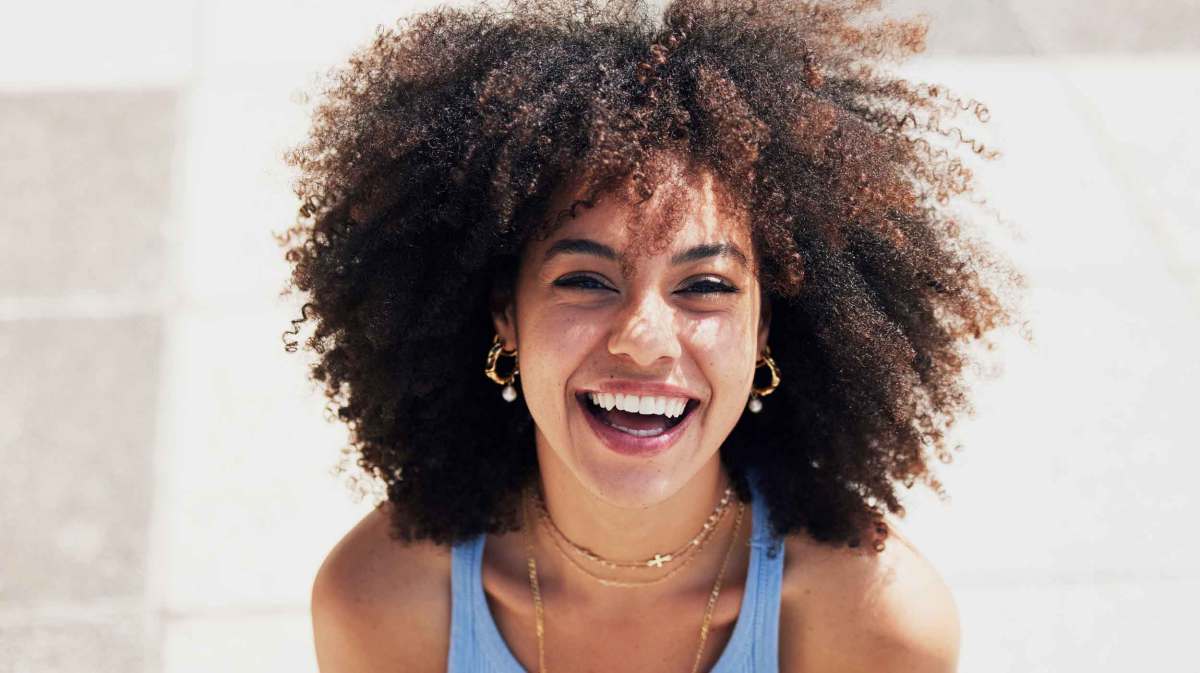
{"left": 499, "top": 166, "right": 769, "bottom": 511}
{"left": 278, "top": 0, "right": 1022, "bottom": 670}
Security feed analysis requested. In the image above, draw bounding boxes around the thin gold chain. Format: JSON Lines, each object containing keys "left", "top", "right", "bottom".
{"left": 523, "top": 499, "right": 547, "bottom": 673}
{"left": 523, "top": 492, "right": 747, "bottom": 673}
{"left": 535, "top": 493, "right": 731, "bottom": 588}
{"left": 691, "top": 501, "right": 744, "bottom": 673}
{"left": 532, "top": 485, "right": 733, "bottom": 569}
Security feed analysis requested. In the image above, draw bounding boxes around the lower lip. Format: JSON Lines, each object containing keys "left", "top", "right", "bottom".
{"left": 577, "top": 395, "right": 698, "bottom": 458}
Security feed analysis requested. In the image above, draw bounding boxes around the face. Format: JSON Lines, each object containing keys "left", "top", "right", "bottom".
{"left": 492, "top": 169, "right": 770, "bottom": 508}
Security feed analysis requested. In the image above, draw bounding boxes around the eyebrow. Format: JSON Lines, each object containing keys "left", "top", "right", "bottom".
{"left": 543, "top": 238, "right": 748, "bottom": 268}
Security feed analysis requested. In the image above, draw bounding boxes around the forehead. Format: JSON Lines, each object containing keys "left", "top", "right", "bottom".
{"left": 532, "top": 165, "right": 753, "bottom": 264}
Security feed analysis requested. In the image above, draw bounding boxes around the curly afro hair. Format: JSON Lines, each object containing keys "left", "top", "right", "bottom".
{"left": 278, "top": 0, "right": 1025, "bottom": 552}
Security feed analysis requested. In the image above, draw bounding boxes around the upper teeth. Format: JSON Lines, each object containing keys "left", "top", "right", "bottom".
{"left": 587, "top": 392, "right": 689, "bottom": 418}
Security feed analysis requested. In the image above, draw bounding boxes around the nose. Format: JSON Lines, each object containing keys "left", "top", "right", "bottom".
{"left": 607, "top": 289, "right": 682, "bottom": 367}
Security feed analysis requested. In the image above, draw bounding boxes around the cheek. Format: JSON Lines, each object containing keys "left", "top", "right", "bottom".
{"left": 686, "top": 313, "right": 758, "bottom": 398}
{"left": 518, "top": 309, "right": 605, "bottom": 402}
{"left": 685, "top": 314, "right": 728, "bottom": 351}
{"left": 687, "top": 312, "right": 755, "bottom": 361}
{"left": 523, "top": 308, "right": 605, "bottom": 365}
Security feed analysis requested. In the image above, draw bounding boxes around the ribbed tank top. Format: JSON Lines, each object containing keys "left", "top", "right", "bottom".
{"left": 447, "top": 478, "right": 785, "bottom": 672}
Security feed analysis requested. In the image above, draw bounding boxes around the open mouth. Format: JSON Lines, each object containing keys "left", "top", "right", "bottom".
{"left": 576, "top": 391, "right": 699, "bottom": 438}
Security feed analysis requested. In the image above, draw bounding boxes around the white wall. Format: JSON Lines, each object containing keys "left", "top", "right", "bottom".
{"left": 2, "top": 1, "right": 1197, "bottom": 671}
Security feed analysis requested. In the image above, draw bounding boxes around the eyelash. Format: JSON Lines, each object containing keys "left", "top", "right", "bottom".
{"left": 554, "top": 275, "right": 739, "bottom": 295}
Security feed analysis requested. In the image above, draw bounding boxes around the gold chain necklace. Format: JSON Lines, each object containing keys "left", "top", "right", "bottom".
{"left": 535, "top": 492, "right": 732, "bottom": 588}
{"left": 523, "top": 492, "right": 746, "bottom": 673}
{"left": 531, "top": 485, "right": 734, "bottom": 570}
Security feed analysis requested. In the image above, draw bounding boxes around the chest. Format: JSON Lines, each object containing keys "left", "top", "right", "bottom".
{"left": 487, "top": 590, "right": 742, "bottom": 673}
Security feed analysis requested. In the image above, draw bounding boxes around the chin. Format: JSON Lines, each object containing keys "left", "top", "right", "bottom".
{"left": 561, "top": 429, "right": 705, "bottom": 510}
{"left": 571, "top": 463, "right": 682, "bottom": 509}
{"left": 531, "top": 394, "right": 720, "bottom": 508}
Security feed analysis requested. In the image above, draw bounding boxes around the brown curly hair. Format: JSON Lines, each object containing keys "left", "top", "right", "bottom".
{"left": 277, "top": 0, "right": 1025, "bottom": 552}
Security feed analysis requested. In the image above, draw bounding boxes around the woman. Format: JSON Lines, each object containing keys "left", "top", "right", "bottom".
{"left": 280, "top": 0, "right": 1022, "bottom": 670}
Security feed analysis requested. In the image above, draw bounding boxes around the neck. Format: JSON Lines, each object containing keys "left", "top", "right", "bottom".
{"left": 526, "top": 429, "right": 742, "bottom": 602}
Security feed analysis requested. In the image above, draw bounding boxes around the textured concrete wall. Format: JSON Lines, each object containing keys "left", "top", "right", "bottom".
{"left": 2, "top": 1, "right": 1198, "bottom": 671}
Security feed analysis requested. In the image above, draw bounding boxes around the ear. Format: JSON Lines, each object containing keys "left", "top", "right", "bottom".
{"left": 756, "top": 291, "right": 772, "bottom": 358}
{"left": 489, "top": 282, "right": 519, "bottom": 351}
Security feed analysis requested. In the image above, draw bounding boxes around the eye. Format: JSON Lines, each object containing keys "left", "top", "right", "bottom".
{"left": 553, "top": 275, "right": 739, "bottom": 295}
{"left": 678, "top": 278, "right": 740, "bottom": 295}
{"left": 553, "top": 274, "right": 615, "bottom": 292}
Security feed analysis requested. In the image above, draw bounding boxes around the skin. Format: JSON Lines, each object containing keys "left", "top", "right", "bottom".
{"left": 491, "top": 166, "right": 768, "bottom": 587}
{"left": 484, "top": 168, "right": 767, "bottom": 668}
{"left": 310, "top": 165, "right": 962, "bottom": 672}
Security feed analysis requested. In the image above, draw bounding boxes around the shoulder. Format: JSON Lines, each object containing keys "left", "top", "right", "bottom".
{"left": 310, "top": 502, "right": 454, "bottom": 673}
{"left": 777, "top": 514, "right": 961, "bottom": 673}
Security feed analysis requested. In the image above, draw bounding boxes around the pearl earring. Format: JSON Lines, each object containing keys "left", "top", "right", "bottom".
{"left": 747, "top": 394, "right": 764, "bottom": 414}
{"left": 747, "top": 347, "right": 781, "bottom": 413}
{"left": 484, "top": 334, "right": 520, "bottom": 402}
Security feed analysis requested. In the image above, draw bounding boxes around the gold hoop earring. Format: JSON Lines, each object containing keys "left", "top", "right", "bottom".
{"left": 747, "top": 346, "right": 781, "bottom": 414}
{"left": 485, "top": 334, "right": 520, "bottom": 402}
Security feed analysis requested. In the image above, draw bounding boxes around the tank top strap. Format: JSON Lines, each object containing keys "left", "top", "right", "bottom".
{"left": 450, "top": 530, "right": 525, "bottom": 672}
{"left": 709, "top": 474, "right": 785, "bottom": 672}
{"left": 448, "top": 533, "right": 484, "bottom": 672}
{"left": 746, "top": 475, "right": 785, "bottom": 670}
{"left": 747, "top": 475, "right": 785, "bottom": 558}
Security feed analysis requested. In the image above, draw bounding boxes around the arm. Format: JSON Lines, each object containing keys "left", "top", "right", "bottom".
{"left": 312, "top": 556, "right": 382, "bottom": 672}
{"left": 311, "top": 508, "right": 451, "bottom": 673}
{"left": 849, "top": 571, "right": 961, "bottom": 673}
{"left": 780, "top": 524, "right": 961, "bottom": 673}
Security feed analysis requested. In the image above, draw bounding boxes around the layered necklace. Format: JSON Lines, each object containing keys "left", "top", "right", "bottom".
{"left": 530, "top": 485, "right": 735, "bottom": 579}
{"left": 522, "top": 485, "right": 747, "bottom": 672}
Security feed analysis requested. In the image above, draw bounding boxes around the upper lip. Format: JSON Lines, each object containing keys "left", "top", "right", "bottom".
{"left": 578, "top": 381, "right": 701, "bottom": 402}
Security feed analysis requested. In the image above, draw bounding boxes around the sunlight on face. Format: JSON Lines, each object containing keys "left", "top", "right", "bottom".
{"left": 500, "top": 168, "right": 769, "bottom": 508}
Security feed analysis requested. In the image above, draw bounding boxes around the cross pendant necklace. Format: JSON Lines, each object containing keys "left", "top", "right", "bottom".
{"left": 648, "top": 553, "right": 673, "bottom": 568}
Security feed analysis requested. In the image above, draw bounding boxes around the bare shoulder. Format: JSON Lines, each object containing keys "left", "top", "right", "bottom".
{"left": 311, "top": 502, "right": 453, "bottom": 673}
{"left": 778, "top": 514, "right": 961, "bottom": 673}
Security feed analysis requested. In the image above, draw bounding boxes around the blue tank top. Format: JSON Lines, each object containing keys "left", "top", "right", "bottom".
{"left": 447, "top": 479, "right": 785, "bottom": 672}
